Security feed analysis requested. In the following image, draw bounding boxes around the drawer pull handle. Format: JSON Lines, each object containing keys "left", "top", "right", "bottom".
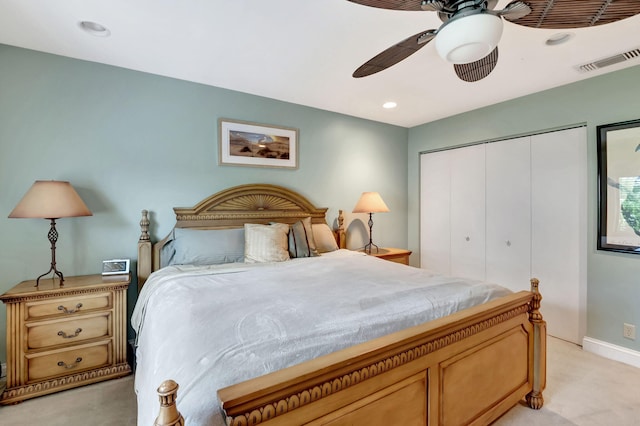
{"left": 57, "top": 357, "right": 82, "bottom": 369}
{"left": 58, "top": 303, "right": 83, "bottom": 314}
{"left": 58, "top": 328, "right": 82, "bottom": 339}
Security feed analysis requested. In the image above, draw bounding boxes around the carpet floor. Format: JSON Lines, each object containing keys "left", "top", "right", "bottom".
{"left": 1, "top": 337, "right": 639, "bottom": 425}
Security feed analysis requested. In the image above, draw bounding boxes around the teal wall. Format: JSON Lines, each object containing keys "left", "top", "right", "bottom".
{"left": 0, "top": 44, "right": 409, "bottom": 362}
{"left": 2, "top": 41, "right": 638, "bottom": 367}
{"left": 408, "top": 64, "right": 640, "bottom": 352}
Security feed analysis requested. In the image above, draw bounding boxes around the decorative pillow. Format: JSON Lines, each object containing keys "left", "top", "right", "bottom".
{"left": 312, "top": 223, "right": 339, "bottom": 253}
{"left": 288, "top": 217, "right": 319, "bottom": 258}
{"left": 244, "top": 223, "right": 290, "bottom": 263}
{"left": 160, "top": 238, "right": 177, "bottom": 267}
{"left": 170, "top": 228, "right": 245, "bottom": 266}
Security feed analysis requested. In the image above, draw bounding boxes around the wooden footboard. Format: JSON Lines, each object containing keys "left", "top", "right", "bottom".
{"left": 154, "top": 280, "right": 546, "bottom": 426}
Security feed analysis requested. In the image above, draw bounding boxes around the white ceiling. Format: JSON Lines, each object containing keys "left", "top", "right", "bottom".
{"left": 1, "top": 0, "right": 639, "bottom": 128}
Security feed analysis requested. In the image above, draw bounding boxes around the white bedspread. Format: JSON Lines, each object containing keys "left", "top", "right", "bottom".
{"left": 132, "top": 250, "right": 511, "bottom": 426}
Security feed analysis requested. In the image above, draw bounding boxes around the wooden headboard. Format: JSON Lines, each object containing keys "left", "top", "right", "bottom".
{"left": 137, "top": 183, "right": 346, "bottom": 290}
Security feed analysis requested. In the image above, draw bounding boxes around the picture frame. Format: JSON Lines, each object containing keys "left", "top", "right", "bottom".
{"left": 218, "top": 118, "right": 298, "bottom": 169}
{"left": 102, "top": 259, "right": 130, "bottom": 275}
{"left": 597, "top": 119, "right": 640, "bottom": 254}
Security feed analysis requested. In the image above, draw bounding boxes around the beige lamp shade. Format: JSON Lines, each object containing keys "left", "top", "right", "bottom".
{"left": 352, "top": 192, "right": 390, "bottom": 213}
{"left": 9, "top": 181, "right": 93, "bottom": 219}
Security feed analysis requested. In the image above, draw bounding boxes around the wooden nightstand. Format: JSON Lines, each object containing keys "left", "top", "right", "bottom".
{"left": 0, "top": 274, "right": 131, "bottom": 404}
{"left": 360, "top": 247, "right": 412, "bottom": 265}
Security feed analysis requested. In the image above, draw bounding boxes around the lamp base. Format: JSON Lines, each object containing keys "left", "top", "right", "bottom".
{"left": 36, "top": 267, "right": 64, "bottom": 287}
{"left": 363, "top": 242, "right": 379, "bottom": 255}
{"left": 363, "top": 212, "right": 380, "bottom": 254}
{"left": 35, "top": 219, "right": 65, "bottom": 287}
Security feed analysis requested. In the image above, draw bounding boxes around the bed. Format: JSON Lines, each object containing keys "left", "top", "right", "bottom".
{"left": 134, "top": 183, "right": 546, "bottom": 426}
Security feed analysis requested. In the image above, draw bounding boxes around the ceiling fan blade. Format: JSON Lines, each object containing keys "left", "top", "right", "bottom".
{"left": 347, "top": 0, "right": 426, "bottom": 11}
{"left": 353, "top": 30, "right": 437, "bottom": 78}
{"left": 453, "top": 47, "right": 498, "bottom": 82}
{"left": 498, "top": 1, "right": 532, "bottom": 21}
{"left": 503, "top": 0, "right": 640, "bottom": 29}
{"left": 420, "top": 0, "right": 446, "bottom": 12}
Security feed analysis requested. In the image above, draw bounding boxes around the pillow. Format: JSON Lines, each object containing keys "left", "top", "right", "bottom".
{"left": 244, "top": 223, "right": 290, "bottom": 263}
{"left": 288, "top": 217, "right": 319, "bottom": 258}
{"left": 160, "top": 238, "right": 177, "bottom": 267}
{"left": 169, "top": 227, "right": 245, "bottom": 266}
{"left": 312, "top": 223, "right": 339, "bottom": 253}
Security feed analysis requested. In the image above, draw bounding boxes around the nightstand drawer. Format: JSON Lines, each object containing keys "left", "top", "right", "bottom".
{"left": 27, "top": 313, "right": 111, "bottom": 350}
{"left": 26, "top": 293, "right": 112, "bottom": 320}
{"left": 28, "top": 341, "right": 112, "bottom": 382}
{"left": 384, "top": 256, "right": 410, "bottom": 265}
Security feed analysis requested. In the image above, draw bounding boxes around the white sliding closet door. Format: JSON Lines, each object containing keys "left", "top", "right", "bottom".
{"left": 420, "top": 150, "right": 451, "bottom": 275}
{"left": 450, "top": 144, "right": 486, "bottom": 280}
{"left": 485, "top": 137, "right": 532, "bottom": 291}
{"left": 531, "top": 127, "right": 587, "bottom": 344}
{"left": 420, "top": 127, "right": 586, "bottom": 343}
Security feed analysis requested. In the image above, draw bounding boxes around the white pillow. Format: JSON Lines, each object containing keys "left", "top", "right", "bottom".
{"left": 244, "top": 223, "right": 290, "bottom": 263}
{"left": 312, "top": 223, "right": 339, "bottom": 253}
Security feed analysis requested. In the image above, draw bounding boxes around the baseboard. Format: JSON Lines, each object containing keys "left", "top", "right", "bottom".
{"left": 582, "top": 336, "right": 640, "bottom": 369}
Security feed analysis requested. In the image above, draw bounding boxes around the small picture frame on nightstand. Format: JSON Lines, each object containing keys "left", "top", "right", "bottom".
{"left": 102, "top": 259, "right": 130, "bottom": 276}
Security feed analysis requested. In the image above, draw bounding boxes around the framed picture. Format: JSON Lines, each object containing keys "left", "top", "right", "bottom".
{"left": 102, "top": 259, "right": 130, "bottom": 275}
{"left": 597, "top": 119, "right": 640, "bottom": 254}
{"left": 218, "top": 118, "right": 298, "bottom": 169}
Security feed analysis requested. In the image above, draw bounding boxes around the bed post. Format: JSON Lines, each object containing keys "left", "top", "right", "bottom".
{"left": 336, "top": 209, "right": 347, "bottom": 249}
{"left": 138, "top": 209, "right": 152, "bottom": 292}
{"left": 154, "top": 380, "right": 184, "bottom": 426}
{"left": 526, "top": 278, "right": 546, "bottom": 409}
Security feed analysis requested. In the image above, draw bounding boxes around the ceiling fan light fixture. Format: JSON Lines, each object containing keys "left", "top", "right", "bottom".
{"left": 435, "top": 13, "right": 503, "bottom": 64}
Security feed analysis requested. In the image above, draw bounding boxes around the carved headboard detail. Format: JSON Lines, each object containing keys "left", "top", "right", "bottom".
{"left": 172, "top": 184, "right": 329, "bottom": 228}
{"left": 137, "top": 184, "right": 345, "bottom": 290}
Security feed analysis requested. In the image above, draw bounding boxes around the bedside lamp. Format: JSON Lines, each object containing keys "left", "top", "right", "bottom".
{"left": 9, "top": 181, "right": 93, "bottom": 287}
{"left": 352, "top": 192, "right": 389, "bottom": 254}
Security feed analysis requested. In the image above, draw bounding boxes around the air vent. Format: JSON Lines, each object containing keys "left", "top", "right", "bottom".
{"left": 578, "top": 48, "right": 640, "bottom": 72}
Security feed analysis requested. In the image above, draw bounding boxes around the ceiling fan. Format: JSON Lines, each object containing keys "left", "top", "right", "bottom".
{"left": 350, "top": 0, "right": 640, "bottom": 82}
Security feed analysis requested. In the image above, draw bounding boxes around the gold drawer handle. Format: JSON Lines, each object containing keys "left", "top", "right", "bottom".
{"left": 57, "top": 357, "right": 82, "bottom": 369}
{"left": 57, "top": 328, "right": 82, "bottom": 339}
{"left": 58, "top": 303, "right": 83, "bottom": 314}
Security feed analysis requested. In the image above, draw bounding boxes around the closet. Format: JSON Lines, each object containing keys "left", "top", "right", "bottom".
{"left": 420, "top": 127, "right": 587, "bottom": 344}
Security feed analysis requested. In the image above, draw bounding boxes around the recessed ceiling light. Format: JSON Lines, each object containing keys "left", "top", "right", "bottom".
{"left": 545, "top": 32, "right": 573, "bottom": 46}
{"left": 383, "top": 101, "right": 397, "bottom": 109}
{"left": 79, "top": 21, "right": 111, "bottom": 37}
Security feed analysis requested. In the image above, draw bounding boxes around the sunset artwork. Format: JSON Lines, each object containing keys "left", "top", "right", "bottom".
{"left": 219, "top": 119, "right": 298, "bottom": 168}
{"left": 229, "top": 130, "right": 290, "bottom": 160}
